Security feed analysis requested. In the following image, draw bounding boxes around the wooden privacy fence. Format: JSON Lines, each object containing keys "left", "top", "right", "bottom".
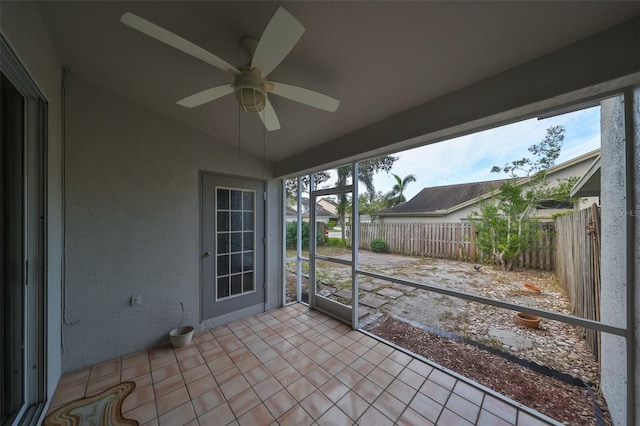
{"left": 358, "top": 221, "right": 556, "bottom": 270}
{"left": 359, "top": 222, "right": 476, "bottom": 260}
{"left": 555, "top": 204, "right": 601, "bottom": 361}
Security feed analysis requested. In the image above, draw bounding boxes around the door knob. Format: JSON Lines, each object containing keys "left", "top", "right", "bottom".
{"left": 204, "top": 251, "right": 212, "bottom": 257}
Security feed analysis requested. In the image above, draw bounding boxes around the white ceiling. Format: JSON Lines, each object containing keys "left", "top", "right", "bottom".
{"left": 36, "top": 1, "right": 640, "bottom": 166}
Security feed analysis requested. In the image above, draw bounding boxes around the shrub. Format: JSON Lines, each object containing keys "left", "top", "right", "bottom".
{"left": 327, "top": 220, "right": 337, "bottom": 229}
{"left": 371, "top": 238, "right": 388, "bottom": 253}
{"left": 286, "top": 221, "right": 309, "bottom": 249}
{"left": 327, "top": 237, "right": 348, "bottom": 247}
{"left": 286, "top": 221, "right": 326, "bottom": 249}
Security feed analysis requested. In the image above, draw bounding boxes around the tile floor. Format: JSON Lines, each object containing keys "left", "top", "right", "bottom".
{"left": 47, "top": 303, "right": 558, "bottom": 425}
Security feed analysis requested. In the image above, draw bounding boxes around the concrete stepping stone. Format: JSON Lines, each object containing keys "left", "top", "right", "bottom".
{"left": 358, "top": 306, "right": 372, "bottom": 318}
{"left": 376, "top": 288, "right": 403, "bottom": 299}
{"left": 359, "top": 296, "right": 387, "bottom": 309}
{"left": 391, "top": 283, "right": 416, "bottom": 292}
{"left": 318, "top": 286, "right": 337, "bottom": 297}
{"left": 359, "top": 282, "right": 380, "bottom": 292}
{"left": 334, "top": 289, "right": 352, "bottom": 300}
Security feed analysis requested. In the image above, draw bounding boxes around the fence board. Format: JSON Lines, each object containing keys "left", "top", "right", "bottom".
{"left": 555, "top": 204, "right": 601, "bottom": 361}
{"left": 358, "top": 221, "right": 554, "bottom": 270}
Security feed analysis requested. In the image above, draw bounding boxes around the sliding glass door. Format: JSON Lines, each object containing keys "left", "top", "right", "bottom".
{"left": 1, "top": 38, "right": 47, "bottom": 425}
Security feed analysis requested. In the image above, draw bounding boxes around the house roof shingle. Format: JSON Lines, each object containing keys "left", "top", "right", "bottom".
{"left": 377, "top": 178, "right": 514, "bottom": 215}
{"left": 302, "top": 205, "right": 336, "bottom": 218}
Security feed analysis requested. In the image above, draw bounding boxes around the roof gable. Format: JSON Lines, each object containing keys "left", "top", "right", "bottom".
{"left": 378, "top": 178, "right": 514, "bottom": 215}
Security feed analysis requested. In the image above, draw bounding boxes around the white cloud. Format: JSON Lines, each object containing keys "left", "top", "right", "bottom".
{"left": 372, "top": 106, "right": 601, "bottom": 199}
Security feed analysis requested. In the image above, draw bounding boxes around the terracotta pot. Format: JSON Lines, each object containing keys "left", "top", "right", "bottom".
{"left": 515, "top": 312, "right": 541, "bottom": 328}
{"left": 523, "top": 283, "right": 541, "bottom": 292}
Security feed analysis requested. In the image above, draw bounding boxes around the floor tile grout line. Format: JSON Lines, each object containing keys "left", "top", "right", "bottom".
{"left": 49, "top": 304, "right": 559, "bottom": 426}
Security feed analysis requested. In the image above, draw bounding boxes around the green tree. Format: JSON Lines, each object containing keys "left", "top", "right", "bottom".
{"left": 353, "top": 191, "right": 388, "bottom": 217}
{"left": 385, "top": 173, "right": 417, "bottom": 207}
{"left": 469, "top": 125, "right": 577, "bottom": 270}
{"left": 284, "top": 155, "right": 396, "bottom": 199}
{"left": 334, "top": 155, "right": 397, "bottom": 240}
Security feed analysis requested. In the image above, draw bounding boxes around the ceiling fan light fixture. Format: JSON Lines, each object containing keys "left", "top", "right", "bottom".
{"left": 234, "top": 69, "right": 266, "bottom": 112}
{"left": 121, "top": 7, "right": 339, "bottom": 131}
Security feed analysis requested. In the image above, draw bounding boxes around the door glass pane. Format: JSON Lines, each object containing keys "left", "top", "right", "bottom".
{"left": 217, "top": 212, "right": 229, "bottom": 232}
{"left": 231, "top": 232, "right": 242, "bottom": 252}
{"left": 218, "top": 255, "right": 229, "bottom": 276}
{"left": 231, "top": 275, "right": 242, "bottom": 295}
{"left": 215, "top": 186, "right": 256, "bottom": 300}
{"left": 231, "top": 254, "right": 242, "bottom": 274}
{"left": 243, "top": 253, "right": 253, "bottom": 271}
{"left": 231, "top": 190, "right": 242, "bottom": 210}
{"left": 217, "top": 277, "right": 230, "bottom": 298}
{"left": 217, "top": 234, "right": 229, "bottom": 253}
{"left": 243, "top": 191, "right": 254, "bottom": 210}
{"left": 243, "top": 212, "right": 254, "bottom": 230}
{"left": 243, "top": 272, "right": 254, "bottom": 292}
{"left": 217, "top": 188, "right": 229, "bottom": 209}
{"left": 231, "top": 212, "right": 242, "bottom": 231}
{"left": 243, "top": 232, "right": 253, "bottom": 251}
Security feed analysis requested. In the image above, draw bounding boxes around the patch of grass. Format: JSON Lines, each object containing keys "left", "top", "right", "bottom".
{"left": 438, "top": 311, "right": 454, "bottom": 321}
{"left": 335, "top": 280, "right": 352, "bottom": 291}
{"left": 334, "top": 296, "right": 351, "bottom": 306}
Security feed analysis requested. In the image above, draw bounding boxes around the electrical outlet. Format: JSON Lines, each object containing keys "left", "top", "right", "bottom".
{"left": 131, "top": 294, "right": 142, "bottom": 306}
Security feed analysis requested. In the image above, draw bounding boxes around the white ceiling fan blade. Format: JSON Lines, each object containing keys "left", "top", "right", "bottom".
{"left": 270, "top": 82, "right": 340, "bottom": 112}
{"left": 121, "top": 12, "right": 240, "bottom": 75}
{"left": 251, "top": 7, "right": 305, "bottom": 77}
{"left": 258, "top": 100, "right": 281, "bottom": 131}
{"left": 177, "top": 85, "right": 234, "bottom": 108}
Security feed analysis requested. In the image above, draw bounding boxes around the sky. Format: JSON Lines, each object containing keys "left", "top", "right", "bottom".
{"left": 364, "top": 106, "right": 602, "bottom": 200}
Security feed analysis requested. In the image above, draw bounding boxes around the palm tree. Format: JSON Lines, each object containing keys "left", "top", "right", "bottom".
{"left": 335, "top": 159, "right": 389, "bottom": 241}
{"left": 385, "top": 173, "right": 417, "bottom": 207}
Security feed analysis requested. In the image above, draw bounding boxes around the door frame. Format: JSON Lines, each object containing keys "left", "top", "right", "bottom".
{"left": 308, "top": 163, "right": 360, "bottom": 327}
{"left": 200, "top": 172, "right": 266, "bottom": 323}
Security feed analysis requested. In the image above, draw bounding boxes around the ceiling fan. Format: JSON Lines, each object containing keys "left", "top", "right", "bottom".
{"left": 120, "top": 7, "right": 340, "bottom": 131}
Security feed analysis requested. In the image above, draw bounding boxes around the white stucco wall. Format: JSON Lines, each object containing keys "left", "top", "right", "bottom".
{"left": 1, "top": 0, "right": 64, "bottom": 401}
{"left": 600, "top": 92, "right": 640, "bottom": 426}
{"left": 62, "top": 75, "right": 282, "bottom": 371}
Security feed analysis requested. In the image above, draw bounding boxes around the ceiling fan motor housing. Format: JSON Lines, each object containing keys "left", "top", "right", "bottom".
{"left": 234, "top": 68, "right": 267, "bottom": 112}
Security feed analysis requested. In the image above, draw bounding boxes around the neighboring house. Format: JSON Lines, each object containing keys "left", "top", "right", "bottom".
{"left": 571, "top": 154, "right": 601, "bottom": 202}
{"left": 289, "top": 197, "right": 349, "bottom": 224}
{"left": 285, "top": 206, "right": 298, "bottom": 223}
{"left": 286, "top": 199, "right": 339, "bottom": 224}
{"left": 288, "top": 197, "right": 310, "bottom": 214}
{"left": 376, "top": 150, "right": 600, "bottom": 223}
{"left": 302, "top": 204, "right": 336, "bottom": 224}
{"left": 317, "top": 197, "right": 338, "bottom": 216}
